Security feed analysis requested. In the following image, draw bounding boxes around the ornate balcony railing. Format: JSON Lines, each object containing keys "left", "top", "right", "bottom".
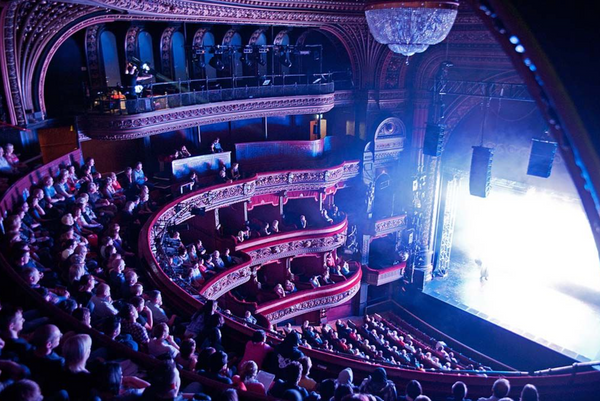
{"left": 256, "top": 267, "right": 362, "bottom": 324}
{"left": 143, "top": 160, "right": 359, "bottom": 302}
{"left": 236, "top": 219, "right": 348, "bottom": 266}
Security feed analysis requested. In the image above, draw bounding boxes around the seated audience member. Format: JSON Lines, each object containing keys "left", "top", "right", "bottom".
{"left": 216, "top": 167, "right": 229, "bottom": 184}
{"left": 359, "top": 367, "right": 397, "bottom": 401}
{"left": 146, "top": 290, "right": 176, "bottom": 326}
{"left": 271, "top": 219, "right": 280, "bottom": 234}
{"left": 477, "top": 378, "right": 510, "bottom": 401}
{"left": 120, "top": 303, "right": 149, "bottom": 347}
{"left": 335, "top": 384, "right": 354, "bottom": 401}
{"left": 321, "top": 209, "right": 334, "bottom": 224}
{"left": 201, "top": 350, "right": 233, "bottom": 384}
{"left": 179, "top": 145, "right": 192, "bottom": 158}
{"left": 229, "top": 163, "right": 241, "bottom": 180}
{"left": 211, "top": 137, "right": 224, "bottom": 153}
{"left": 520, "top": 384, "right": 539, "bottom": 401}
{"left": 284, "top": 280, "right": 297, "bottom": 294}
{"left": 336, "top": 367, "right": 355, "bottom": 389}
{"left": 274, "top": 284, "right": 286, "bottom": 299}
{"left": 298, "top": 215, "right": 308, "bottom": 229}
{"left": 259, "top": 222, "right": 271, "bottom": 236}
{"left": 132, "top": 162, "right": 148, "bottom": 186}
{"left": 448, "top": 381, "right": 471, "bottom": 401}
{"left": 24, "top": 324, "right": 64, "bottom": 395}
{"left": 0, "top": 379, "right": 43, "bottom": 401}
{"left": 244, "top": 311, "right": 257, "bottom": 325}
{"left": 61, "top": 334, "right": 95, "bottom": 400}
{"left": 270, "top": 361, "right": 309, "bottom": 400}
{"left": 308, "top": 276, "right": 320, "bottom": 288}
{"left": 298, "top": 356, "right": 317, "bottom": 392}
{"left": 140, "top": 360, "right": 188, "bottom": 401}
{"left": 148, "top": 323, "right": 180, "bottom": 358}
{"left": 0, "top": 146, "right": 18, "bottom": 176}
{"left": 233, "top": 360, "right": 266, "bottom": 395}
{"left": 207, "top": 250, "right": 225, "bottom": 271}
{"left": 175, "top": 339, "right": 198, "bottom": 371}
{"left": 91, "top": 283, "right": 119, "bottom": 322}
{"left": 235, "top": 231, "right": 245, "bottom": 243}
{"left": 272, "top": 331, "right": 304, "bottom": 373}
{"left": 239, "top": 330, "right": 272, "bottom": 370}
{"left": 4, "top": 143, "right": 25, "bottom": 169}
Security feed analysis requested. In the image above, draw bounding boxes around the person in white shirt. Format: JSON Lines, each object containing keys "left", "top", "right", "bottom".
{"left": 148, "top": 323, "right": 179, "bottom": 358}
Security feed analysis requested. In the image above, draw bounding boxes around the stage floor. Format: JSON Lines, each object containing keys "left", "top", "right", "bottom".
{"left": 424, "top": 249, "right": 600, "bottom": 362}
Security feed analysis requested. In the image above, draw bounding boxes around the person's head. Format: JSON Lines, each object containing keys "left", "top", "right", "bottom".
{"left": 153, "top": 323, "right": 170, "bottom": 340}
{"left": 207, "top": 327, "right": 222, "bottom": 344}
{"left": 63, "top": 333, "right": 92, "bottom": 371}
{"left": 78, "top": 274, "right": 96, "bottom": 292}
{"left": 120, "top": 303, "right": 138, "bottom": 322}
{"left": 43, "top": 176, "right": 53, "bottom": 187}
{"left": 94, "top": 361, "right": 123, "bottom": 396}
{"left": 208, "top": 350, "right": 228, "bottom": 374}
{"left": 73, "top": 307, "right": 92, "bottom": 327}
{"left": 148, "top": 289, "right": 162, "bottom": 305}
{"left": 31, "top": 324, "right": 62, "bottom": 355}
{"left": 5, "top": 143, "right": 14, "bottom": 154}
{"left": 180, "top": 338, "right": 196, "bottom": 358}
{"left": 102, "top": 316, "right": 121, "bottom": 339}
{"left": 406, "top": 379, "right": 422, "bottom": 399}
{"left": 0, "top": 305, "right": 24, "bottom": 336}
{"left": 284, "top": 361, "right": 303, "bottom": 386}
{"left": 240, "top": 360, "right": 258, "bottom": 381}
{"left": 337, "top": 367, "right": 353, "bottom": 385}
{"left": 125, "top": 166, "right": 132, "bottom": 176}
{"left": 520, "top": 384, "right": 539, "bottom": 401}
{"left": 335, "top": 384, "right": 354, "bottom": 401}
{"left": 135, "top": 161, "right": 143, "bottom": 171}
{"left": 86, "top": 157, "right": 95, "bottom": 167}
{"left": 21, "top": 267, "right": 40, "bottom": 286}
{"left": 320, "top": 379, "right": 336, "bottom": 401}
{"left": 149, "top": 361, "right": 181, "bottom": 398}
{"left": 0, "top": 379, "right": 43, "bottom": 401}
{"left": 492, "top": 379, "right": 511, "bottom": 398}
{"left": 451, "top": 381, "right": 467, "bottom": 400}
{"left": 95, "top": 282, "right": 111, "bottom": 299}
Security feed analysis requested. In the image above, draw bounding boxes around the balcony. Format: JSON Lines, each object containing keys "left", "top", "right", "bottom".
{"left": 76, "top": 73, "right": 351, "bottom": 140}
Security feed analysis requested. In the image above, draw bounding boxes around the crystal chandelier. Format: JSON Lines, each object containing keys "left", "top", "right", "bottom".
{"left": 365, "top": 1, "right": 459, "bottom": 57}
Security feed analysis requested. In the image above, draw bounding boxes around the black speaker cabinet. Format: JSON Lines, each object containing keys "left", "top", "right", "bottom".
{"left": 423, "top": 124, "right": 445, "bottom": 157}
{"left": 527, "top": 139, "right": 558, "bottom": 178}
{"left": 470, "top": 146, "right": 494, "bottom": 198}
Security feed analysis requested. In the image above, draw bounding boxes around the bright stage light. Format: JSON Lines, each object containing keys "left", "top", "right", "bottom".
{"left": 446, "top": 181, "right": 600, "bottom": 359}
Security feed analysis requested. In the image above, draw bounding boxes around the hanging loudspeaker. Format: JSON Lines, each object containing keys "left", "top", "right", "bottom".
{"left": 527, "top": 139, "right": 557, "bottom": 178}
{"left": 470, "top": 146, "right": 493, "bottom": 198}
{"left": 423, "top": 124, "right": 445, "bottom": 157}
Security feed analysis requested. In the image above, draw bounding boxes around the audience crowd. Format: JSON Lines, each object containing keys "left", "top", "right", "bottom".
{"left": 0, "top": 155, "right": 543, "bottom": 401}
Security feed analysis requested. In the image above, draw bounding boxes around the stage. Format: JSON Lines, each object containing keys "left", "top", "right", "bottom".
{"left": 424, "top": 180, "right": 600, "bottom": 363}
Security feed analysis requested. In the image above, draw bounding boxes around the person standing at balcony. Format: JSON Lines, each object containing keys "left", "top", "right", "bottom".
{"left": 271, "top": 219, "right": 280, "bottom": 234}
{"left": 211, "top": 138, "right": 224, "bottom": 153}
{"left": 259, "top": 222, "right": 271, "bottom": 236}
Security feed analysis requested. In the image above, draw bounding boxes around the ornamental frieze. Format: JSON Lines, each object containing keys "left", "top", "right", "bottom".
{"left": 261, "top": 278, "right": 361, "bottom": 324}
{"left": 373, "top": 215, "right": 406, "bottom": 235}
{"left": 201, "top": 264, "right": 253, "bottom": 300}
{"left": 246, "top": 230, "right": 347, "bottom": 266}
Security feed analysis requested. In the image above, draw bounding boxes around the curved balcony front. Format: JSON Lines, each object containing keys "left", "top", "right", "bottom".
{"left": 77, "top": 92, "right": 335, "bottom": 140}
{"left": 200, "top": 219, "right": 347, "bottom": 300}
{"left": 256, "top": 267, "right": 362, "bottom": 324}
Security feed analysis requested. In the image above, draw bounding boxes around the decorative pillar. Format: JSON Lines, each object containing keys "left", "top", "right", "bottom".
{"left": 242, "top": 201, "right": 248, "bottom": 223}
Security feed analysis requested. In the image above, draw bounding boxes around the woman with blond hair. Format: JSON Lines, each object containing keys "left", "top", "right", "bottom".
{"left": 61, "top": 334, "right": 94, "bottom": 399}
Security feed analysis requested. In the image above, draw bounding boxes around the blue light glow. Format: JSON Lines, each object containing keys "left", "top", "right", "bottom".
{"left": 509, "top": 35, "right": 519, "bottom": 44}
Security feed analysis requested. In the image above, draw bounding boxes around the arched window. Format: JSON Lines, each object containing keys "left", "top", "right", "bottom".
{"left": 100, "top": 30, "right": 121, "bottom": 87}
{"left": 138, "top": 31, "right": 154, "bottom": 68}
{"left": 172, "top": 31, "right": 187, "bottom": 81}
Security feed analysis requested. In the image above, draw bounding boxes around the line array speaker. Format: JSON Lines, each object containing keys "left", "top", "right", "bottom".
{"left": 527, "top": 139, "right": 558, "bottom": 178}
{"left": 470, "top": 146, "right": 493, "bottom": 198}
{"left": 423, "top": 124, "right": 445, "bottom": 157}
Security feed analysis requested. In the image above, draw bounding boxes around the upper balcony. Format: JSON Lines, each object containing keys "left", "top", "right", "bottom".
{"left": 76, "top": 73, "right": 354, "bottom": 140}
